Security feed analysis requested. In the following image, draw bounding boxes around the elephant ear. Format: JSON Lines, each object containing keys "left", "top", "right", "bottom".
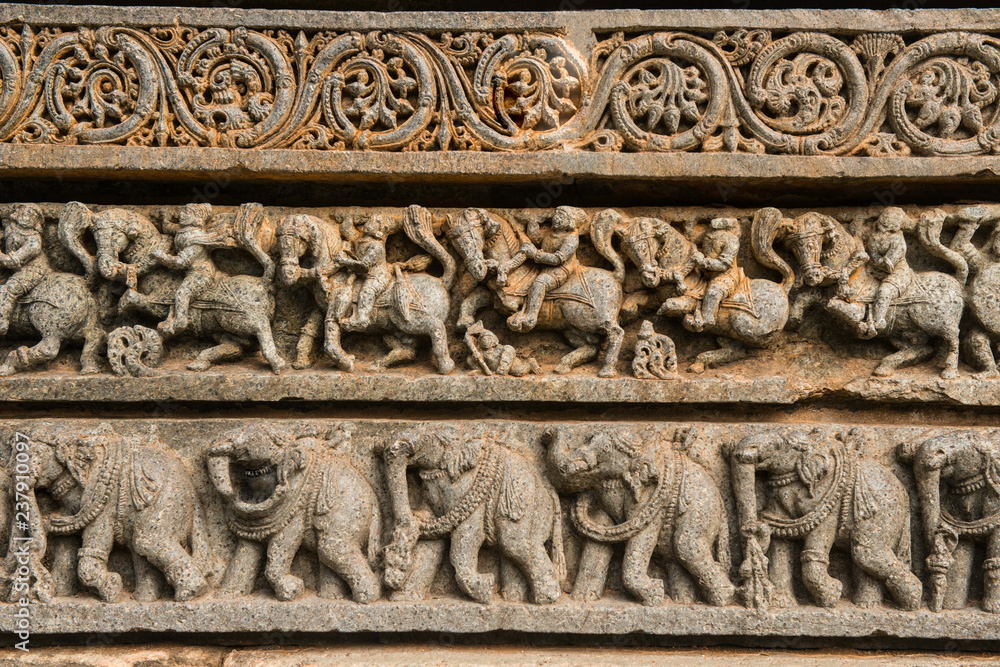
{"left": 315, "top": 465, "right": 335, "bottom": 516}
{"left": 852, "top": 463, "right": 881, "bottom": 524}
{"left": 493, "top": 455, "right": 527, "bottom": 523}
{"left": 129, "top": 446, "right": 161, "bottom": 512}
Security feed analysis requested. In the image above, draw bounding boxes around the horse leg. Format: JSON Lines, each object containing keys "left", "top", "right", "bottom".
{"left": 188, "top": 334, "right": 243, "bottom": 372}
{"left": 457, "top": 286, "right": 494, "bottom": 329}
{"left": 0, "top": 333, "right": 62, "bottom": 376}
{"left": 370, "top": 334, "right": 417, "bottom": 371}
{"left": 79, "top": 306, "right": 105, "bottom": 375}
{"left": 554, "top": 330, "right": 598, "bottom": 374}
{"left": 254, "top": 320, "right": 287, "bottom": 375}
{"left": 598, "top": 320, "right": 625, "bottom": 378}
{"left": 939, "top": 320, "right": 961, "bottom": 380}
{"left": 689, "top": 337, "right": 747, "bottom": 374}
{"left": 324, "top": 297, "right": 355, "bottom": 371}
{"left": 873, "top": 335, "right": 933, "bottom": 378}
{"left": 132, "top": 552, "right": 164, "bottom": 602}
{"left": 965, "top": 326, "right": 999, "bottom": 378}
{"left": 427, "top": 318, "right": 455, "bottom": 375}
{"left": 294, "top": 310, "right": 322, "bottom": 369}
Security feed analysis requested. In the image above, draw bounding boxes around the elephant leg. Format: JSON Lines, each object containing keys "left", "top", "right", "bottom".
{"left": 316, "top": 532, "right": 381, "bottom": 604}
{"left": 188, "top": 335, "right": 243, "bottom": 372}
{"left": 850, "top": 533, "right": 921, "bottom": 611}
{"left": 254, "top": 320, "right": 287, "bottom": 375}
{"left": 966, "top": 326, "right": 999, "bottom": 378}
{"left": 79, "top": 309, "right": 104, "bottom": 375}
{"left": 389, "top": 539, "right": 447, "bottom": 602}
{"left": 50, "top": 535, "right": 78, "bottom": 597}
{"left": 78, "top": 514, "right": 122, "bottom": 603}
{"left": 768, "top": 539, "right": 797, "bottom": 607}
{"left": 800, "top": 523, "right": 841, "bottom": 608}
{"left": 572, "top": 540, "right": 614, "bottom": 602}
{"left": 132, "top": 552, "right": 164, "bottom": 602}
{"left": 673, "top": 517, "right": 735, "bottom": 607}
{"left": 622, "top": 521, "right": 664, "bottom": 606}
{"left": 427, "top": 319, "right": 455, "bottom": 375}
{"left": 942, "top": 540, "right": 974, "bottom": 610}
{"left": 450, "top": 511, "right": 493, "bottom": 604}
{"left": 218, "top": 539, "right": 266, "bottom": 598}
{"left": 853, "top": 568, "right": 884, "bottom": 609}
{"left": 554, "top": 330, "right": 598, "bottom": 375}
{"left": 132, "top": 522, "right": 208, "bottom": 602}
{"left": 497, "top": 523, "right": 560, "bottom": 605}
{"left": 265, "top": 516, "right": 306, "bottom": 601}
{"left": 500, "top": 558, "right": 528, "bottom": 603}
{"left": 983, "top": 530, "right": 1000, "bottom": 613}
{"left": 318, "top": 565, "right": 349, "bottom": 600}
{"left": 294, "top": 309, "right": 323, "bottom": 369}
{"left": 665, "top": 561, "right": 698, "bottom": 604}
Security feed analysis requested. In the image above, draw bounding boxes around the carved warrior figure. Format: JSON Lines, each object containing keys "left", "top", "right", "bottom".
{"left": 58, "top": 201, "right": 287, "bottom": 374}
{"left": 546, "top": 428, "right": 734, "bottom": 607}
{"left": 448, "top": 207, "right": 624, "bottom": 377}
{"left": 728, "top": 429, "right": 921, "bottom": 611}
{"left": 21, "top": 423, "right": 214, "bottom": 602}
{"left": 631, "top": 320, "right": 677, "bottom": 379}
{"left": 592, "top": 209, "right": 788, "bottom": 373}
{"left": 898, "top": 431, "right": 1000, "bottom": 613}
{"left": 380, "top": 427, "right": 564, "bottom": 604}
{"left": 276, "top": 205, "right": 455, "bottom": 374}
{"left": 0, "top": 204, "right": 104, "bottom": 377}
{"left": 464, "top": 320, "right": 542, "bottom": 377}
{"left": 207, "top": 424, "right": 382, "bottom": 603}
{"left": 752, "top": 206, "right": 964, "bottom": 378}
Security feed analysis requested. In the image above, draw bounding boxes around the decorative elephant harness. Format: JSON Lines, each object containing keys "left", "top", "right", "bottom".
{"left": 569, "top": 450, "right": 684, "bottom": 543}
{"left": 45, "top": 439, "right": 158, "bottom": 546}
{"left": 760, "top": 447, "right": 879, "bottom": 541}
{"left": 415, "top": 443, "right": 512, "bottom": 545}
{"left": 940, "top": 459, "right": 1000, "bottom": 538}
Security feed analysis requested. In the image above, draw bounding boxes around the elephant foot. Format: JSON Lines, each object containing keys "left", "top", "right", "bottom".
{"left": 269, "top": 357, "right": 288, "bottom": 375}
{"left": 173, "top": 571, "right": 210, "bottom": 602}
{"left": 215, "top": 584, "right": 250, "bottom": 600}
{"left": 389, "top": 588, "right": 425, "bottom": 602}
{"left": 597, "top": 364, "right": 617, "bottom": 379}
{"left": 134, "top": 586, "right": 159, "bottom": 603}
{"left": 501, "top": 586, "right": 526, "bottom": 604}
{"left": 811, "top": 578, "right": 843, "bottom": 608}
{"left": 629, "top": 579, "right": 665, "bottom": 607}
{"left": 533, "top": 578, "right": 560, "bottom": 605}
{"left": 461, "top": 573, "right": 495, "bottom": 604}
{"left": 97, "top": 572, "right": 124, "bottom": 603}
{"left": 292, "top": 359, "right": 312, "bottom": 370}
{"left": 437, "top": 357, "right": 455, "bottom": 376}
{"left": 771, "top": 592, "right": 797, "bottom": 608}
{"left": 352, "top": 577, "right": 382, "bottom": 605}
{"left": 272, "top": 574, "right": 305, "bottom": 601}
{"left": 80, "top": 363, "right": 101, "bottom": 376}
{"left": 983, "top": 592, "right": 1000, "bottom": 614}
{"left": 703, "top": 579, "right": 736, "bottom": 607}
{"left": 571, "top": 588, "right": 603, "bottom": 603}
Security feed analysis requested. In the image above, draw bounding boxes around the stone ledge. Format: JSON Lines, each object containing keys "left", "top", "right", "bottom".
{"left": 4, "top": 597, "right": 998, "bottom": 640}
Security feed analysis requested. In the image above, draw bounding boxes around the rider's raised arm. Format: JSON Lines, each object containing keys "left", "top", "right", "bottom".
{"left": 1, "top": 233, "right": 41, "bottom": 269}
{"left": 700, "top": 235, "right": 738, "bottom": 273}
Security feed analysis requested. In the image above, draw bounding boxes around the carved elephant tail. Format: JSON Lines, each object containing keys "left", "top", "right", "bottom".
{"left": 715, "top": 511, "right": 732, "bottom": 576}
{"left": 190, "top": 498, "right": 221, "bottom": 585}
{"left": 367, "top": 495, "right": 382, "bottom": 567}
{"left": 547, "top": 485, "right": 567, "bottom": 589}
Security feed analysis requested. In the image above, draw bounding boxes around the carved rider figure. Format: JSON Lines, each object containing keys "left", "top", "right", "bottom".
{"left": 689, "top": 217, "right": 741, "bottom": 332}
{"left": 0, "top": 203, "right": 49, "bottom": 336}
{"left": 508, "top": 206, "right": 585, "bottom": 333}
{"left": 864, "top": 207, "right": 914, "bottom": 338}
{"left": 153, "top": 203, "right": 228, "bottom": 336}
{"left": 341, "top": 215, "right": 392, "bottom": 332}
{"left": 464, "top": 321, "right": 542, "bottom": 377}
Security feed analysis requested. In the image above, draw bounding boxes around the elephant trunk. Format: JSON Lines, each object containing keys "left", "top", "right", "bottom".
{"left": 206, "top": 442, "right": 235, "bottom": 501}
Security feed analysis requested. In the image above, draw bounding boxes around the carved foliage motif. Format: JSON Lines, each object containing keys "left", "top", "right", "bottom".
{"left": 0, "top": 24, "right": 999, "bottom": 154}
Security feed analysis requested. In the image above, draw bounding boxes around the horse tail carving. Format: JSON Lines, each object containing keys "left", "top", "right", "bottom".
{"left": 590, "top": 209, "right": 627, "bottom": 283}
{"left": 58, "top": 201, "right": 96, "bottom": 279}
{"left": 405, "top": 204, "right": 455, "bottom": 289}
{"left": 917, "top": 208, "right": 970, "bottom": 285}
{"left": 751, "top": 207, "right": 795, "bottom": 293}
{"left": 234, "top": 202, "right": 276, "bottom": 283}
{"left": 392, "top": 265, "right": 412, "bottom": 323}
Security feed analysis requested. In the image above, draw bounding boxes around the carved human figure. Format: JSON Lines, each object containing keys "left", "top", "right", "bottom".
{"left": 676, "top": 217, "right": 743, "bottom": 332}
{"left": 631, "top": 320, "right": 677, "bottom": 379}
{"left": 546, "top": 428, "right": 734, "bottom": 607}
{"left": 508, "top": 207, "right": 583, "bottom": 333}
{"left": 864, "top": 207, "right": 915, "bottom": 338}
{"left": 21, "top": 423, "right": 213, "bottom": 602}
{"left": 341, "top": 215, "right": 392, "bottom": 332}
{"left": 0, "top": 204, "right": 48, "bottom": 336}
{"left": 464, "top": 321, "right": 542, "bottom": 377}
{"left": 152, "top": 203, "right": 229, "bottom": 336}
{"left": 898, "top": 430, "right": 1000, "bottom": 613}
{"left": 379, "top": 427, "right": 564, "bottom": 604}
{"left": 728, "top": 428, "right": 921, "bottom": 610}
{"left": 207, "top": 424, "right": 382, "bottom": 603}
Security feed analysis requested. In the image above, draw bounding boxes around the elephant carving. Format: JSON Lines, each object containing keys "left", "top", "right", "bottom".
{"left": 898, "top": 430, "right": 1000, "bottom": 613}
{"left": 207, "top": 423, "right": 382, "bottom": 603}
{"left": 379, "top": 427, "right": 564, "bottom": 604}
{"left": 23, "top": 423, "right": 214, "bottom": 602}
{"left": 728, "top": 428, "right": 921, "bottom": 610}
{"left": 546, "top": 427, "right": 735, "bottom": 607}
